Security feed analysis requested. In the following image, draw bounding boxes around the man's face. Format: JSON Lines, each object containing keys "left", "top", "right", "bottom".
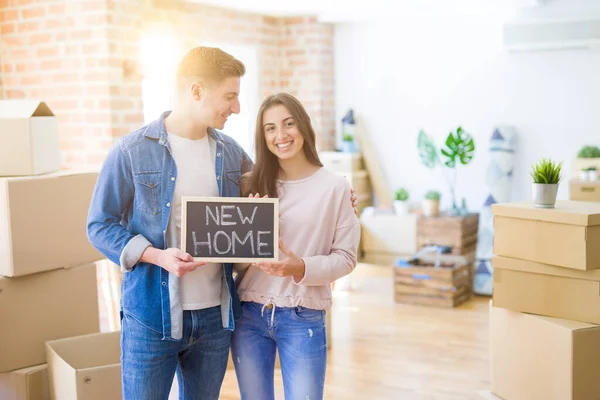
{"left": 195, "top": 76, "right": 241, "bottom": 130}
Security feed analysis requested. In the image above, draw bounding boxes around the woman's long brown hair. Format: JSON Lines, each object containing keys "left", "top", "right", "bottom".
{"left": 242, "top": 92, "right": 323, "bottom": 198}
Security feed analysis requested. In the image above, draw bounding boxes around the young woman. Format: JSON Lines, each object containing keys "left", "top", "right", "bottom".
{"left": 231, "top": 92, "right": 361, "bottom": 400}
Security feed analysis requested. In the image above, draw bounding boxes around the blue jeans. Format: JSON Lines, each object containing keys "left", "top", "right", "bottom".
{"left": 231, "top": 301, "right": 327, "bottom": 400}
{"left": 120, "top": 306, "right": 231, "bottom": 400}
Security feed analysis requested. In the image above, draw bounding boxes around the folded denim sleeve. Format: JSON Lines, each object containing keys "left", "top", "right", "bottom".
{"left": 86, "top": 140, "right": 152, "bottom": 272}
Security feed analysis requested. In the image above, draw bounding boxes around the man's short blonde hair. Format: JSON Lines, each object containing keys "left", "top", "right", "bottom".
{"left": 176, "top": 46, "right": 245, "bottom": 87}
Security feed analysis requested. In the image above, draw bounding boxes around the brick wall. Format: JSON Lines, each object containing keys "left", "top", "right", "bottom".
{"left": 0, "top": 0, "right": 337, "bottom": 171}
{"left": 280, "top": 16, "right": 336, "bottom": 151}
{"left": 0, "top": 0, "right": 116, "bottom": 168}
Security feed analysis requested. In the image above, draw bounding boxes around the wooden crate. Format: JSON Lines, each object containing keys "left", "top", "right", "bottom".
{"left": 416, "top": 213, "right": 479, "bottom": 255}
{"left": 393, "top": 257, "right": 472, "bottom": 308}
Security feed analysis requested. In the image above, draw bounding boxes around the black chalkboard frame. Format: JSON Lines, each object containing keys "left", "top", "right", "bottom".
{"left": 180, "top": 196, "right": 280, "bottom": 263}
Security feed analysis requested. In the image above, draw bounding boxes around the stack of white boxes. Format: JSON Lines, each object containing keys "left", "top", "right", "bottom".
{"left": 490, "top": 200, "right": 600, "bottom": 400}
{"left": 0, "top": 100, "right": 106, "bottom": 399}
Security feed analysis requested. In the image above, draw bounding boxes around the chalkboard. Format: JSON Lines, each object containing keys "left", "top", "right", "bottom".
{"left": 181, "top": 196, "right": 279, "bottom": 262}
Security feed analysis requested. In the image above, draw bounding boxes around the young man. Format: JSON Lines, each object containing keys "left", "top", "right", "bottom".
{"left": 87, "top": 47, "right": 252, "bottom": 400}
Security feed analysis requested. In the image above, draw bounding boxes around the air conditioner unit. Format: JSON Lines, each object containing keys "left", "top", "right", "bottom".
{"left": 503, "top": 16, "right": 600, "bottom": 52}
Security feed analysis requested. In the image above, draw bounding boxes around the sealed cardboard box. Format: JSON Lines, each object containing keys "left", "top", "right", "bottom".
{"left": 492, "top": 256, "right": 600, "bottom": 324}
{"left": 46, "top": 331, "right": 121, "bottom": 400}
{"left": 0, "top": 264, "right": 100, "bottom": 373}
{"left": 0, "top": 364, "right": 49, "bottom": 400}
{"left": 570, "top": 179, "right": 600, "bottom": 202}
{"left": 0, "top": 171, "right": 102, "bottom": 277}
{"left": 0, "top": 100, "right": 60, "bottom": 176}
{"left": 492, "top": 200, "right": 600, "bottom": 270}
{"left": 490, "top": 304, "right": 600, "bottom": 400}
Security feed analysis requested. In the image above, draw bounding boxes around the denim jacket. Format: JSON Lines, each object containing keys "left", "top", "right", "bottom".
{"left": 87, "top": 111, "right": 254, "bottom": 340}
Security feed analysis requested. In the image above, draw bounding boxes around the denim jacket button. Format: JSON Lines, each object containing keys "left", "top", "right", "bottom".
{"left": 217, "top": 152, "right": 221, "bottom": 157}
{"left": 216, "top": 176, "right": 220, "bottom": 180}
{"left": 166, "top": 203, "right": 171, "bottom": 207}
{"left": 162, "top": 281, "right": 166, "bottom": 286}
{"left": 170, "top": 177, "right": 175, "bottom": 181}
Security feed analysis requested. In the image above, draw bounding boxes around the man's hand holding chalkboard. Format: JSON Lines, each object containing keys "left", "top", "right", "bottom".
{"left": 141, "top": 247, "right": 207, "bottom": 277}
{"left": 254, "top": 239, "right": 305, "bottom": 280}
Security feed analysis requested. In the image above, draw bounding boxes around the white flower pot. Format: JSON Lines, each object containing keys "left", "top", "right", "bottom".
{"left": 589, "top": 170, "right": 598, "bottom": 180}
{"left": 580, "top": 170, "right": 589, "bottom": 180}
{"left": 532, "top": 183, "right": 559, "bottom": 208}
{"left": 393, "top": 200, "right": 409, "bottom": 215}
{"left": 422, "top": 199, "right": 440, "bottom": 217}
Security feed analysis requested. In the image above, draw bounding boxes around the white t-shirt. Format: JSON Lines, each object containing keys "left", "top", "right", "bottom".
{"left": 166, "top": 133, "right": 222, "bottom": 310}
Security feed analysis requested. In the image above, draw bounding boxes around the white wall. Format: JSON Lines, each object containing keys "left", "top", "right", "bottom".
{"left": 334, "top": 1, "right": 600, "bottom": 211}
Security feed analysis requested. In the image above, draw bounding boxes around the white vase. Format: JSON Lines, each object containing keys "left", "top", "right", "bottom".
{"left": 580, "top": 170, "right": 589, "bottom": 180}
{"left": 422, "top": 199, "right": 440, "bottom": 216}
{"left": 532, "top": 183, "right": 559, "bottom": 208}
{"left": 393, "top": 201, "right": 409, "bottom": 215}
{"left": 589, "top": 170, "right": 598, "bottom": 181}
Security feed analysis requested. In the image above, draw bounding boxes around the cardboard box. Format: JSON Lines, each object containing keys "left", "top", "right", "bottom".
{"left": 570, "top": 179, "right": 600, "bottom": 202}
{"left": 319, "top": 151, "right": 364, "bottom": 174}
{"left": 0, "top": 171, "right": 102, "bottom": 277}
{"left": 492, "top": 200, "right": 600, "bottom": 270}
{"left": 572, "top": 157, "right": 600, "bottom": 178}
{"left": 0, "top": 264, "right": 100, "bottom": 373}
{"left": 492, "top": 256, "right": 600, "bottom": 324}
{"left": 337, "top": 170, "right": 371, "bottom": 198}
{"left": 490, "top": 304, "right": 600, "bottom": 400}
{"left": 0, "top": 364, "right": 49, "bottom": 400}
{"left": 46, "top": 331, "right": 121, "bottom": 400}
{"left": 360, "top": 209, "right": 417, "bottom": 255}
{"left": 0, "top": 100, "right": 60, "bottom": 176}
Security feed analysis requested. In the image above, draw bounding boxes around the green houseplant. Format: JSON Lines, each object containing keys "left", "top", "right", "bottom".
{"left": 580, "top": 166, "right": 598, "bottom": 181}
{"left": 418, "top": 126, "right": 475, "bottom": 215}
{"left": 341, "top": 133, "right": 355, "bottom": 153}
{"left": 394, "top": 188, "right": 410, "bottom": 215}
{"left": 423, "top": 190, "right": 441, "bottom": 217}
{"left": 530, "top": 158, "right": 562, "bottom": 208}
{"left": 577, "top": 146, "right": 600, "bottom": 158}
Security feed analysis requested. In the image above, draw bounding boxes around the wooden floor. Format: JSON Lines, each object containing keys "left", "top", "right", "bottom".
{"left": 215, "top": 263, "right": 492, "bottom": 400}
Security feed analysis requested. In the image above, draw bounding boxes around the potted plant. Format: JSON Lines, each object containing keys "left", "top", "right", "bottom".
{"left": 580, "top": 166, "right": 598, "bottom": 181}
{"left": 394, "top": 188, "right": 410, "bottom": 215}
{"left": 577, "top": 145, "right": 600, "bottom": 159}
{"left": 530, "top": 158, "right": 562, "bottom": 208}
{"left": 423, "top": 190, "right": 441, "bottom": 217}
{"left": 418, "top": 126, "right": 475, "bottom": 215}
{"left": 574, "top": 145, "right": 600, "bottom": 177}
{"left": 341, "top": 133, "right": 355, "bottom": 153}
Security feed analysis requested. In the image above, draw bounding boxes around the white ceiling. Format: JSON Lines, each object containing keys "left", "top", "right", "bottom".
{"left": 188, "top": 0, "right": 547, "bottom": 21}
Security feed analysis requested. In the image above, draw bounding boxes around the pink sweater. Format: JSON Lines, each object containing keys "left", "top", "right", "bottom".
{"left": 236, "top": 167, "right": 361, "bottom": 311}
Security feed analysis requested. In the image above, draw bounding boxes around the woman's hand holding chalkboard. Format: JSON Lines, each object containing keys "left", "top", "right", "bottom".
{"left": 255, "top": 239, "right": 305, "bottom": 279}
{"left": 157, "top": 248, "right": 207, "bottom": 277}
{"left": 248, "top": 193, "right": 282, "bottom": 218}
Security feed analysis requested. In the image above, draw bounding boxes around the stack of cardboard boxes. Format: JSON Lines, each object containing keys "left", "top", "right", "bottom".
{"left": 490, "top": 200, "right": 600, "bottom": 399}
{"left": 319, "top": 151, "right": 373, "bottom": 216}
{"left": 0, "top": 101, "right": 110, "bottom": 399}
